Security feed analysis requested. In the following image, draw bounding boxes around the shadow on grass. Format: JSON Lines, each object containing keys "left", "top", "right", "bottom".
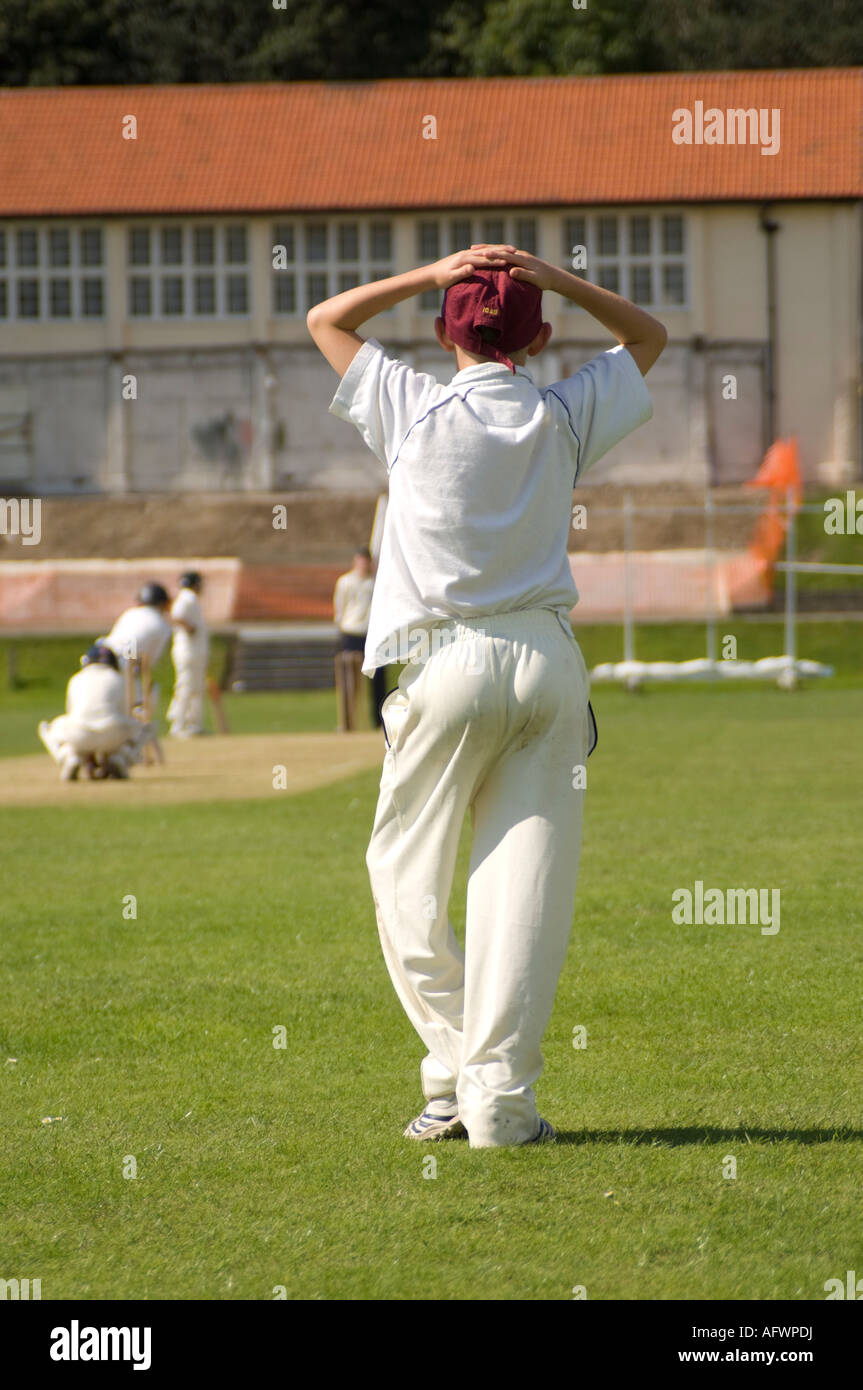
{"left": 555, "top": 1127, "right": 863, "bottom": 1147}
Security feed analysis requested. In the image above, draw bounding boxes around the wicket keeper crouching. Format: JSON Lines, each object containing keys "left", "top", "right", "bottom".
{"left": 307, "top": 241, "right": 666, "bottom": 1147}
{"left": 38, "top": 644, "right": 152, "bottom": 781}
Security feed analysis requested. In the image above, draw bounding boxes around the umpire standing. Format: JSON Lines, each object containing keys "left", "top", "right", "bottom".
{"left": 333, "top": 546, "right": 387, "bottom": 728}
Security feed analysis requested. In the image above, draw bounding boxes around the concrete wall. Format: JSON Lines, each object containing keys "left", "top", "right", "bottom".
{"left": 0, "top": 202, "right": 858, "bottom": 492}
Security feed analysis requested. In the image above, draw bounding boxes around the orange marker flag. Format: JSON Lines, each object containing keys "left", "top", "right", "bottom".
{"left": 746, "top": 436, "right": 802, "bottom": 505}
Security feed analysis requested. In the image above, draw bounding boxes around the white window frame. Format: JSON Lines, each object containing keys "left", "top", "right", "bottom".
{"left": 414, "top": 213, "right": 539, "bottom": 310}
{"left": 271, "top": 217, "right": 395, "bottom": 317}
{"left": 0, "top": 221, "right": 106, "bottom": 322}
{"left": 559, "top": 210, "right": 688, "bottom": 310}
{"left": 125, "top": 221, "right": 251, "bottom": 321}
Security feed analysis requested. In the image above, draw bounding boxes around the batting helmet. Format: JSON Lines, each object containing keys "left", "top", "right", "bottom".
{"left": 138, "top": 582, "right": 170, "bottom": 606}
{"left": 179, "top": 571, "right": 203, "bottom": 590}
{"left": 81, "top": 643, "right": 120, "bottom": 671}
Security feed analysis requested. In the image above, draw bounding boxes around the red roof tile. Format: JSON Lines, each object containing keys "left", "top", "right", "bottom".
{"left": 1, "top": 71, "right": 860, "bottom": 216}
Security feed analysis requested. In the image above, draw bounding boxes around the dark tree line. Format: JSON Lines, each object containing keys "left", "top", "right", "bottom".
{"left": 0, "top": 0, "right": 860, "bottom": 85}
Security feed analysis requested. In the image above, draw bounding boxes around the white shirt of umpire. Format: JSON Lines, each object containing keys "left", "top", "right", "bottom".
{"left": 104, "top": 605, "right": 172, "bottom": 668}
{"left": 334, "top": 572, "right": 374, "bottom": 636}
{"left": 329, "top": 338, "right": 653, "bottom": 675}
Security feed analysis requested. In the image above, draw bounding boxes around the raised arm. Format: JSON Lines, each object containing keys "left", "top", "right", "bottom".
{"left": 306, "top": 250, "right": 511, "bottom": 377}
{"left": 472, "top": 245, "right": 668, "bottom": 377}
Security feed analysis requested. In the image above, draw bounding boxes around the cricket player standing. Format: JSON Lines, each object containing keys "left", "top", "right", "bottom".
{"left": 167, "top": 571, "right": 209, "bottom": 737}
{"left": 103, "top": 582, "right": 173, "bottom": 682}
{"left": 307, "top": 244, "right": 666, "bottom": 1147}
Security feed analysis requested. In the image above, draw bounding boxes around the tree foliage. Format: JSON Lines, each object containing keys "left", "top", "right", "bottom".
{"left": 0, "top": 0, "right": 860, "bottom": 85}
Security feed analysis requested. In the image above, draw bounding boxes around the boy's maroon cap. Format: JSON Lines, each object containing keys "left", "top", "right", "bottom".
{"left": 441, "top": 269, "right": 543, "bottom": 373}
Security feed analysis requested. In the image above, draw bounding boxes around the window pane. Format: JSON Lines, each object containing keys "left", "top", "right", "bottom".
{"left": 0, "top": 281, "right": 6, "bottom": 316}
{"left": 18, "top": 279, "right": 40, "bottom": 316}
{"left": 629, "top": 216, "right": 651, "bottom": 255}
{"left": 225, "top": 225, "right": 247, "bottom": 264}
{"left": 419, "top": 289, "right": 440, "bottom": 311}
{"left": 417, "top": 221, "right": 439, "bottom": 260}
{"left": 563, "top": 217, "right": 586, "bottom": 260}
{"left": 597, "top": 265, "right": 619, "bottom": 294}
{"left": 81, "top": 278, "right": 104, "bottom": 316}
{"left": 80, "top": 228, "right": 103, "bottom": 265}
{"left": 129, "top": 277, "right": 151, "bottom": 316}
{"left": 161, "top": 228, "right": 183, "bottom": 266}
{"left": 194, "top": 275, "right": 217, "bottom": 314}
{"left": 662, "top": 214, "right": 684, "bottom": 255}
{"left": 273, "top": 274, "right": 296, "bottom": 314}
{"left": 450, "top": 218, "right": 471, "bottom": 250}
{"left": 0, "top": 232, "right": 6, "bottom": 267}
{"left": 129, "top": 228, "right": 151, "bottom": 266}
{"left": 274, "top": 225, "right": 295, "bottom": 262}
{"left": 337, "top": 224, "right": 359, "bottom": 261}
{"left": 597, "top": 217, "right": 618, "bottom": 256}
{"left": 370, "top": 222, "right": 391, "bottom": 260}
{"left": 662, "top": 263, "right": 685, "bottom": 304}
{"left": 304, "top": 224, "right": 327, "bottom": 262}
{"left": 515, "top": 218, "right": 537, "bottom": 254}
{"left": 49, "top": 229, "right": 71, "bottom": 267}
{"left": 193, "top": 227, "right": 215, "bottom": 266}
{"left": 16, "top": 230, "right": 39, "bottom": 267}
{"left": 226, "top": 274, "right": 248, "bottom": 313}
{"left": 338, "top": 271, "right": 360, "bottom": 292}
{"left": 49, "top": 279, "right": 72, "bottom": 317}
{"left": 482, "top": 218, "right": 505, "bottom": 243}
{"left": 631, "top": 264, "right": 653, "bottom": 304}
{"left": 305, "top": 273, "right": 327, "bottom": 308}
{"left": 161, "top": 276, "right": 184, "bottom": 315}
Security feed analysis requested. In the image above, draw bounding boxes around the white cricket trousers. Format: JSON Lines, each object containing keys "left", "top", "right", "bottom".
{"left": 168, "top": 655, "right": 207, "bottom": 735}
{"left": 366, "top": 607, "right": 593, "bottom": 1148}
{"left": 39, "top": 715, "right": 144, "bottom": 766}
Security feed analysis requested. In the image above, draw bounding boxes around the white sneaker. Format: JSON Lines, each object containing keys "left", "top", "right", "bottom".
{"left": 60, "top": 755, "right": 81, "bottom": 781}
{"left": 403, "top": 1106, "right": 466, "bottom": 1141}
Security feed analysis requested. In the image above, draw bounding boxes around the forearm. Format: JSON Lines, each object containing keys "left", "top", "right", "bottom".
{"left": 549, "top": 267, "right": 665, "bottom": 348}
{"left": 308, "top": 265, "right": 436, "bottom": 332}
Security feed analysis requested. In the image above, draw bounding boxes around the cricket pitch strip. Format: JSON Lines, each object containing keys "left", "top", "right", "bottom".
{"left": 0, "top": 732, "right": 385, "bottom": 807}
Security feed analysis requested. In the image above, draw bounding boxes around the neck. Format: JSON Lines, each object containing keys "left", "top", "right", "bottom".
{"left": 454, "top": 348, "right": 528, "bottom": 372}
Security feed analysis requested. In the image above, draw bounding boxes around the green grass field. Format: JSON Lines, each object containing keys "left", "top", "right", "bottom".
{"left": 2, "top": 631, "right": 862, "bottom": 1300}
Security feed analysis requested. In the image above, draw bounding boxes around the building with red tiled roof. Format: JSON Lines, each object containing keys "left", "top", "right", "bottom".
{"left": 0, "top": 72, "right": 860, "bottom": 493}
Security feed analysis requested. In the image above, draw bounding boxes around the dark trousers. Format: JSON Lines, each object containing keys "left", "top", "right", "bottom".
{"left": 340, "top": 633, "right": 390, "bottom": 728}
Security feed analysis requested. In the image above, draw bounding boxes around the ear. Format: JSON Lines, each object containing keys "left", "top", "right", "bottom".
{"left": 526, "top": 322, "right": 553, "bottom": 357}
{"left": 435, "top": 317, "right": 456, "bottom": 354}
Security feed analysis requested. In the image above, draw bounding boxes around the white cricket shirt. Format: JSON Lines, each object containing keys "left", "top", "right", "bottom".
{"left": 66, "top": 664, "right": 129, "bottom": 729}
{"left": 333, "top": 570, "right": 375, "bottom": 636}
{"left": 171, "top": 588, "right": 208, "bottom": 662}
{"left": 329, "top": 338, "right": 653, "bottom": 675}
{"left": 104, "top": 605, "right": 172, "bottom": 668}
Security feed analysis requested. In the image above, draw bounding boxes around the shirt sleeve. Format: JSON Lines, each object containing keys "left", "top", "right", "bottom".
{"left": 171, "top": 591, "right": 192, "bottom": 621}
{"left": 333, "top": 575, "right": 346, "bottom": 624}
{"left": 328, "top": 337, "right": 442, "bottom": 472}
{"left": 546, "top": 344, "right": 653, "bottom": 481}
